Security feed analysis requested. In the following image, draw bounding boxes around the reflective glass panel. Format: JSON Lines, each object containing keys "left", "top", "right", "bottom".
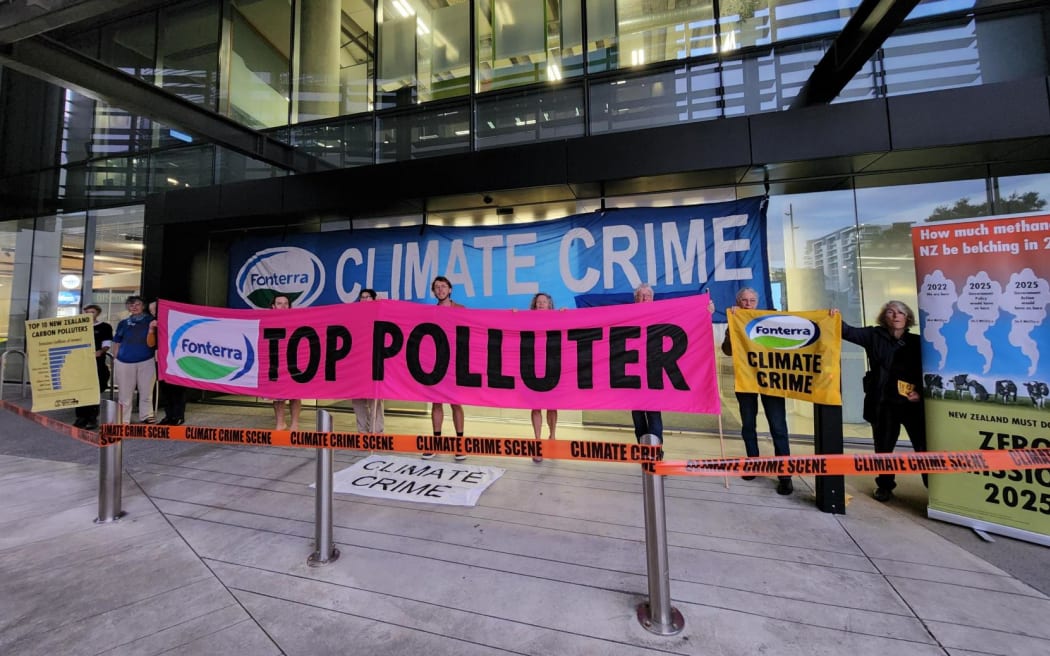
{"left": 229, "top": 0, "right": 292, "bottom": 128}
{"left": 477, "top": 0, "right": 560, "bottom": 91}
{"left": 476, "top": 84, "right": 585, "bottom": 148}
{"left": 376, "top": 103, "right": 471, "bottom": 162}
{"left": 157, "top": 1, "right": 220, "bottom": 110}
{"left": 291, "top": 0, "right": 375, "bottom": 122}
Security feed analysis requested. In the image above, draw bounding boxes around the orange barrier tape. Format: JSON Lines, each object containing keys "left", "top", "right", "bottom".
{"left": 0, "top": 399, "right": 101, "bottom": 447}
{"left": 99, "top": 424, "right": 663, "bottom": 464}
{"left": 655, "top": 449, "right": 1050, "bottom": 477}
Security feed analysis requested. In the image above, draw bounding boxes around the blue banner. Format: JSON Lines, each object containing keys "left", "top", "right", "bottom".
{"left": 228, "top": 197, "right": 770, "bottom": 317}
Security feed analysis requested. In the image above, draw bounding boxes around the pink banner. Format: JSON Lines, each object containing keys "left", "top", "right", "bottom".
{"left": 158, "top": 295, "right": 720, "bottom": 413}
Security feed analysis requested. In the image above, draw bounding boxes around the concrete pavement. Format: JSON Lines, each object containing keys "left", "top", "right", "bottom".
{"left": 1, "top": 396, "right": 1049, "bottom": 655}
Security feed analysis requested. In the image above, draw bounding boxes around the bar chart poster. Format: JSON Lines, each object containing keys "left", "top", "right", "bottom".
{"left": 913, "top": 212, "right": 1050, "bottom": 545}
{"left": 25, "top": 314, "right": 99, "bottom": 412}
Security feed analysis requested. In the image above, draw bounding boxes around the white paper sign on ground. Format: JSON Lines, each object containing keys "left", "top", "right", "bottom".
{"left": 328, "top": 455, "right": 505, "bottom": 506}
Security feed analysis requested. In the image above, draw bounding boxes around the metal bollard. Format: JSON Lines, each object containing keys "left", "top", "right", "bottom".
{"left": 95, "top": 400, "right": 125, "bottom": 523}
{"left": 635, "top": 433, "right": 684, "bottom": 635}
{"left": 308, "top": 409, "right": 340, "bottom": 566}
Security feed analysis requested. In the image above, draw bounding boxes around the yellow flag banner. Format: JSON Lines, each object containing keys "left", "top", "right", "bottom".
{"left": 25, "top": 313, "right": 100, "bottom": 412}
{"left": 728, "top": 309, "right": 842, "bottom": 405}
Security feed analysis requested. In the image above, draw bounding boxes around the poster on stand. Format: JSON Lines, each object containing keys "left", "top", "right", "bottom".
{"left": 25, "top": 313, "right": 99, "bottom": 413}
{"left": 912, "top": 213, "right": 1050, "bottom": 546}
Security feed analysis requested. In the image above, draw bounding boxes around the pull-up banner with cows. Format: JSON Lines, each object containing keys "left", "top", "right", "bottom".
{"left": 913, "top": 212, "right": 1050, "bottom": 546}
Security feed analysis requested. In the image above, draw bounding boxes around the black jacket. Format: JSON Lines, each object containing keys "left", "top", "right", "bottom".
{"left": 842, "top": 322, "right": 923, "bottom": 416}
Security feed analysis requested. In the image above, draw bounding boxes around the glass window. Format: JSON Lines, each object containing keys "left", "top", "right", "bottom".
{"left": 376, "top": 102, "right": 471, "bottom": 162}
{"left": 291, "top": 0, "right": 376, "bottom": 123}
{"left": 378, "top": 0, "right": 470, "bottom": 108}
{"left": 477, "top": 0, "right": 555, "bottom": 91}
{"left": 157, "top": 0, "right": 221, "bottom": 140}
{"left": 589, "top": 66, "right": 689, "bottom": 133}
{"left": 587, "top": 0, "right": 715, "bottom": 74}
{"left": 151, "top": 145, "right": 216, "bottom": 191}
{"left": 216, "top": 146, "right": 288, "bottom": 183}
{"left": 291, "top": 117, "right": 376, "bottom": 168}
{"left": 91, "top": 206, "right": 146, "bottom": 320}
{"left": 475, "top": 84, "right": 585, "bottom": 149}
{"left": 994, "top": 173, "right": 1050, "bottom": 215}
{"left": 96, "top": 13, "right": 158, "bottom": 155}
{"left": 0, "top": 220, "right": 33, "bottom": 368}
{"left": 229, "top": 0, "right": 292, "bottom": 128}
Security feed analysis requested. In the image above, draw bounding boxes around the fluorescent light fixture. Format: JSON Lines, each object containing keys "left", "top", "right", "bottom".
{"left": 547, "top": 63, "right": 562, "bottom": 81}
{"left": 168, "top": 129, "right": 193, "bottom": 143}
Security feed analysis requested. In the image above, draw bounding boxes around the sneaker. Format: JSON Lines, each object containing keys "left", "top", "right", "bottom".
{"left": 532, "top": 456, "right": 543, "bottom": 463}
{"left": 776, "top": 479, "right": 794, "bottom": 495}
{"left": 420, "top": 453, "right": 435, "bottom": 460}
{"left": 741, "top": 475, "right": 756, "bottom": 481}
{"left": 873, "top": 488, "right": 894, "bottom": 502}
{"left": 141, "top": 416, "right": 157, "bottom": 424}
{"left": 454, "top": 454, "right": 467, "bottom": 461}
{"left": 72, "top": 418, "right": 87, "bottom": 428}
{"left": 83, "top": 421, "right": 99, "bottom": 430}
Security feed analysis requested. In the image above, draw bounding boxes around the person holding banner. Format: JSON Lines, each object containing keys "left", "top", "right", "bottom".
{"left": 423, "top": 276, "right": 467, "bottom": 461}
{"left": 630, "top": 284, "right": 663, "bottom": 444}
{"left": 147, "top": 301, "right": 187, "bottom": 426}
{"left": 270, "top": 294, "right": 302, "bottom": 431}
{"left": 352, "top": 288, "right": 385, "bottom": 433}
{"left": 838, "top": 301, "right": 927, "bottom": 502}
{"left": 721, "top": 287, "right": 794, "bottom": 496}
{"left": 73, "top": 304, "right": 113, "bottom": 430}
{"left": 529, "top": 292, "right": 559, "bottom": 462}
{"left": 112, "top": 295, "right": 157, "bottom": 424}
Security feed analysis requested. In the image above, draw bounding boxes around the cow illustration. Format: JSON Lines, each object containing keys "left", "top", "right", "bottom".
{"left": 1025, "top": 381, "right": 1049, "bottom": 409}
{"left": 995, "top": 380, "right": 1018, "bottom": 404}
{"left": 970, "top": 380, "right": 989, "bottom": 402}
{"left": 924, "top": 374, "right": 945, "bottom": 399}
{"left": 951, "top": 374, "right": 972, "bottom": 399}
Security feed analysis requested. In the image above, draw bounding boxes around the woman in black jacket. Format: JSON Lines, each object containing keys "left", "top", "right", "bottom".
{"left": 840, "top": 301, "right": 927, "bottom": 502}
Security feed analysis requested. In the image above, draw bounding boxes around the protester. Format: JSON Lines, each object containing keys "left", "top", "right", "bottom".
{"left": 630, "top": 284, "right": 663, "bottom": 444}
{"left": 837, "top": 301, "right": 926, "bottom": 502}
{"left": 528, "top": 292, "right": 558, "bottom": 462}
{"left": 352, "top": 288, "right": 385, "bottom": 433}
{"left": 111, "top": 295, "right": 156, "bottom": 424}
{"left": 147, "top": 301, "right": 187, "bottom": 425}
{"left": 423, "top": 276, "right": 466, "bottom": 460}
{"left": 721, "top": 287, "right": 793, "bottom": 495}
{"left": 270, "top": 294, "right": 302, "bottom": 431}
{"left": 73, "top": 304, "right": 113, "bottom": 430}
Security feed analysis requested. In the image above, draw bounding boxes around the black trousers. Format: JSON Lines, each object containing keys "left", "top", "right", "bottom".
{"left": 872, "top": 401, "right": 927, "bottom": 491}
{"left": 75, "top": 358, "right": 110, "bottom": 421}
{"left": 159, "top": 380, "right": 187, "bottom": 420}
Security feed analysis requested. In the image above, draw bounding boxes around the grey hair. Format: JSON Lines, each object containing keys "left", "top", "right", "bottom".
{"left": 633, "top": 283, "right": 654, "bottom": 302}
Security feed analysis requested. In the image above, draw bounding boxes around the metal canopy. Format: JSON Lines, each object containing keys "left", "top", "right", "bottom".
{"left": 0, "top": 35, "right": 332, "bottom": 174}
{"left": 791, "top": 0, "right": 922, "bottom": 108}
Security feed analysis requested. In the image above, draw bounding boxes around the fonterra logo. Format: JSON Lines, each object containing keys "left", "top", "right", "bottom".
{"left": 745, "top": 315, "right": 820, "bottom": 350}
{"left": 167, "top": 311, "right": 259, "bottom": 388}
{"left": 236, "top": 247, "right": 325, "bottom": 308}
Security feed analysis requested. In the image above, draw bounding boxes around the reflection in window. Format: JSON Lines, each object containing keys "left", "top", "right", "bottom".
{"left": 158, "top": 1, "right": 220, "bottom": 111}
{"left": 477, "top": 0, "right": 558, "bottom": 91}
{"left": 229, "top": 0, "right": 292, "bottom": 128}
{"left": 96, "top": 13, "right": 156, "bottom": 154}
{"left": 378, "top": 0, "right": 470, "bottom": 108}
{"left": 292, "top": 0, "right": 376, "bottom": 123}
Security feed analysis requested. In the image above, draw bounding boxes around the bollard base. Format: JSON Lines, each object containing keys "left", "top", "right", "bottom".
{"left": 93, "top": 511, "right": 126, "bottom": 524}
{"left": 636, "top": 602, "right": 684, "bottom": 636}
{"left": 307, "top": 547, "right": 340, "bottom": 567}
